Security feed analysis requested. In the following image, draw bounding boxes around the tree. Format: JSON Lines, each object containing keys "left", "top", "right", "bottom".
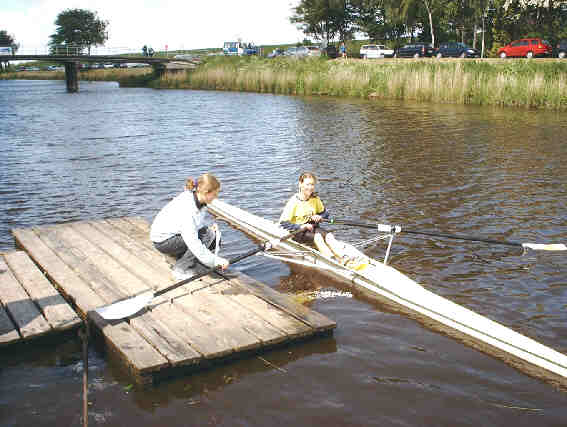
{"left": 290, "top": 0, "right": 356, "bottom": 44}
{"left": 0, "top": 30, "right": 18, "bottom": 72}
{"left": 0, "top": 30, "right": 18, "bottom": 51}
{"left": 400, "top": 0, "right": 453, "bottom": 47}
{"left": 49, "top": 9, "right": 108, "bottom": 55}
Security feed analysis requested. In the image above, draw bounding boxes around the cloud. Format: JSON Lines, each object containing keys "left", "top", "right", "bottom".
{"left": 3, "top": 0, "right": 305, "bottom": 53}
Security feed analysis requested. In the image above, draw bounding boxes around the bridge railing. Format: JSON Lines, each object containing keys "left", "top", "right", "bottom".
{"left": 12, "top": 45, "right": 147, "bottom": 56}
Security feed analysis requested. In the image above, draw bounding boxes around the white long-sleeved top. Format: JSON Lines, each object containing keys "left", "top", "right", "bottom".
{"left": 150, "top": 191, "right": 216, "bottom": 268}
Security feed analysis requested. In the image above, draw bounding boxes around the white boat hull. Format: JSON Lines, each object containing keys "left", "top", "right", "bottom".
{"left": 209, "top": 199, "right": 567, "bottom": 382}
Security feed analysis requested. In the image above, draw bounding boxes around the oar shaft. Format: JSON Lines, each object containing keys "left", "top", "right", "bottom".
{"left": 327, "top": 218, "right": 523, "bottom": 248}
{"left": 401, "top": 229, "right": 522, "bottom": 247}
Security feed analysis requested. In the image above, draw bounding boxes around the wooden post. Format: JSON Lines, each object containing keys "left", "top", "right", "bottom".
{"left": 64, "top": 61, "right": 79, "bottom": 93}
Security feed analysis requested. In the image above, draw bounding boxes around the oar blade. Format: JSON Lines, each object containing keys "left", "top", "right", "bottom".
{"left": 523, "top": 243, "right": 567, "bottom": 251}
{"left": 95, "top": 291, "right": 154, "bottom": 320}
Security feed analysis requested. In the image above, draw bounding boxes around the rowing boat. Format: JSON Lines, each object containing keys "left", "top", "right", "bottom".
{"left": 208, "top": 199, "right": 567, "bottom": 382}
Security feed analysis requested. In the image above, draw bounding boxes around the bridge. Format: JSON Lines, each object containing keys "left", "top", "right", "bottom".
{"left": 0, "top": 54, "right": 188, "bottom": 92}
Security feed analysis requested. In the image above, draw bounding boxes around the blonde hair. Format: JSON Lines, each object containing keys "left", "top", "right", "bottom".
{"left": 299, "top": 172, "right": 317, "bottom": 184}
{"left": 185, "top": 173, "right": 221, "bottom": 193}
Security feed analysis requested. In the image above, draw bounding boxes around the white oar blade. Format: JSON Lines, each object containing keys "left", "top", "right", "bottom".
{"left": 95, "top": 291, "right": 154, "bottom": 320}
{"left": 522, "top": 243, "right": 567, "bottom": 251}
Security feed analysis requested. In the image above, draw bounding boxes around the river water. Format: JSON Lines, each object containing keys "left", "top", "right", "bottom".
{"left": 1, "top": 79, "right": 566, "bottom": 426}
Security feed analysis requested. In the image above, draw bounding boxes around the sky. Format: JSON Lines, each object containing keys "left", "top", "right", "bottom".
{"left": 2, "top": 0, "right": 306, "bottom": 54}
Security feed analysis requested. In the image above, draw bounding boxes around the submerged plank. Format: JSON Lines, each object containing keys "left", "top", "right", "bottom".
{"left": 3, "top": 251, "right": 80, "bottom": 331}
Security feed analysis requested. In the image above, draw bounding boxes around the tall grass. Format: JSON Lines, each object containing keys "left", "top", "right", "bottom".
{"left": 163, "top": 56, "right": 567, "bottom": 110}
{"left": 4, "top": 56, "right": 567, "bottom": 110}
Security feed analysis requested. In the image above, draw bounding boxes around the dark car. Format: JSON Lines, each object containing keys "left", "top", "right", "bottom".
{"left": 395, "top": 43, "right": 435, "bottom": 58}
{"left": 323, "top": 44, "right": 338, "bottom": 58}
{"left": 435, "top": 42, "right": 479, "bottom": 58}
{"left": 497, "top": 38, "right": 552, "bottom": 58}
{"left": 555, "top": 40, "right": 567, "bottom": 58}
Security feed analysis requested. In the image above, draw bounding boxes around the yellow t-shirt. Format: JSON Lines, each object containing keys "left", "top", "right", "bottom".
{"left": 279, "top": 194, "right": 325, "bottom": 225}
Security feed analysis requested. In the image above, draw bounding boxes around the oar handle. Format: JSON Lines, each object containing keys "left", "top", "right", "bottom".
{"left": 155, "top": 228, "right": 302, "bottom": 298}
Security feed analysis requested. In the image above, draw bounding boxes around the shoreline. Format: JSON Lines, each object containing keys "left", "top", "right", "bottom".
{"left": 3, "top": 57, "right": 567, "bottom": 110}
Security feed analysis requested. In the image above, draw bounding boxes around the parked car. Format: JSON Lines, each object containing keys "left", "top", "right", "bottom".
{"left": 305, "top": 45, "right": 321, "bottom": 57}
{"left": 555, "top": 40, "right": 567, "bottom": 58}
{"left": 360, "top": 44, "right": 395, "bottom": 59}
{"left": 323, "top": 44, "right": 338, "bottom": 58}
{"left": 435, "top": 42, "right": 479, "bottom": 58}
{"left": 395, "top": 43, "right": 435, "bottom": 58}
{"left": 497, "top": 38, "right": 552, "bottom": 58}
{"left": 284, "top": 46, "right": 309, "bottom": 58}
{"left": 268, "top": 48, "right": 285, "bottom": 58}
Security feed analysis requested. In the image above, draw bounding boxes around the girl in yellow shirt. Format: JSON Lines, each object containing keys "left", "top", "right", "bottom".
{"left": 279, "top": 172, "right": 329, "bottom": 244}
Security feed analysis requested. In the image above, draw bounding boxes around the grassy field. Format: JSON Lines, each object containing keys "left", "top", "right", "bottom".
{"left": 4, "top": 56, "right": 567, "bottom": 110}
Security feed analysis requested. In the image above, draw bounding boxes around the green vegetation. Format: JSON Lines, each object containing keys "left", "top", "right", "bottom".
{"left": 49, "top": 9, "right": 108, "bottom": 55}
{"left": 4, "top": 56, "right": 567, "bottom": 110}
{"left": 154, "top": 56, "right": 567, "bottom": 110}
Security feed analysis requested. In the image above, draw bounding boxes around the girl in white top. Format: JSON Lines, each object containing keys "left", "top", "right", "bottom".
{"left": 151, "top": 173, "right": 229, "bottom": 279}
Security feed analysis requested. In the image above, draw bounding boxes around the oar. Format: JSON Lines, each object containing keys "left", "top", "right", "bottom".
{"left": 93, "top": 229, "right": 303, "bottom": 320}
{"left": 324, "top": 218, "right": 567, "bottom": 251}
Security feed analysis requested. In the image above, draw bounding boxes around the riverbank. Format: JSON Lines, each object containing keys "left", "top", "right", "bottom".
{"left": 4, "top": 56, "right": 567, "bottom": 110}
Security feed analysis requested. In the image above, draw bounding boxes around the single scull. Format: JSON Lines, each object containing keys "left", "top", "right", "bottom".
{"left": 208, "top": 199, "right": 567, "bottom": 382}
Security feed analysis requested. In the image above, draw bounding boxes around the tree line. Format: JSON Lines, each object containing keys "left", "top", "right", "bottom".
{"left": 290, "top": 0, "right": 567, "bottom": 52}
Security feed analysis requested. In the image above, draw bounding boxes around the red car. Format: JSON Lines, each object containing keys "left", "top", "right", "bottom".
{"left": 497, "top": 38, "right": 552, "bottom": 58}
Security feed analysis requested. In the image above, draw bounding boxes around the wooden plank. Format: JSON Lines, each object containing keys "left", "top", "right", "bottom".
{"left": 31, "top": 225, "right": 125, "bottom": 305}
{"left": 13, "top": 227, "right": 166, "bottom": 376}
{"left": 90, "top": 315, "right": 169, "bottom": 374}
{"left": 129, "top": 310, "right": 202, "bottom": 367}
{"left": 40, "top": 223, "right": 150, "bottom": 299}
{"left": 71, "top": 221, "right": 165, "bottom": 290}
{"left": 225, "top": 293, "right": 311, "bottom": 338}
{"left": 123, "top": 216, "right": 152, "bottom": 237}
{"left": 174, "top": 291, "right": 261, "bottom": 353}
{"left": 150, "top": 299, "right": 235, "bottom": 359}
{"left": 233, "top": 273, "right": 337, "bottom": 332}
{"left": 0, "top": 305, "right": 20, "bottom": 345}
{"left": 195, "top": 282, "right": 289, "bottom": 346}
{"left": 12, "top": 227, "right": 106, "bottom": 314}
{"left": 91, "top": 219, "right": 173, "bottom": 278}
{"left": 3, "top": 251, "right": 80, "bottom": 331}
{"left": 0, "top": 256, "right": 51, "bottom": 339}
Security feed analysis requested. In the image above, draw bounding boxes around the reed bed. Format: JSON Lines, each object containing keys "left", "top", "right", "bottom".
{"left": 168, "top": 57, "right": 567, "bottom": 110}
{"left": 4, "top": 57, "right": 567, "bottom": 110}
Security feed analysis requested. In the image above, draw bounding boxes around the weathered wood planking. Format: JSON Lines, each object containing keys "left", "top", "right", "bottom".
{"left": 0, "top": 251, "right": 81, "bottom": 346}
{"left": 12, "top": 218, "right": 336, "bottom": 385}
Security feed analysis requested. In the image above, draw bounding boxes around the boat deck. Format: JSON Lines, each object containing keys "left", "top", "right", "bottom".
{"left": 11, "top": 217, "right": 336, "bottom": 385}
{"left": 0, "top": 251, "right": 81, "bottom": 346}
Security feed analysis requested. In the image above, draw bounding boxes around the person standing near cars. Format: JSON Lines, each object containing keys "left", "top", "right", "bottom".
{"left": 150, "top": 173, "right": 229, "bottom": 280}
{"left": 340, "top": 42, "right": 347, "bottom": 58}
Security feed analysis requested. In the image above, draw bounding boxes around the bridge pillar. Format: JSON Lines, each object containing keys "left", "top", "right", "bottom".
{"left": 152, "top": 63, "right": 166, "bottom": 78}
{"left": 64, "top": 61, "right": 79, "bottom": 93}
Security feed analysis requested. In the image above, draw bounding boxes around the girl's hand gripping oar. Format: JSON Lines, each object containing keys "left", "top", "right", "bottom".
{"left": 93, "top": 229, "right": 303, "bottom": 320}
{"left": 324, "top": 218, "right": 567, "bottom": 251}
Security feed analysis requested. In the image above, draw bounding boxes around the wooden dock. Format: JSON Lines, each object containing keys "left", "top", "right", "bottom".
{"left": 0, "top": 251, "right": 81, "bottom": 346}
{"left": 12, "top": 218, "right": 336, "bottom": 385}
